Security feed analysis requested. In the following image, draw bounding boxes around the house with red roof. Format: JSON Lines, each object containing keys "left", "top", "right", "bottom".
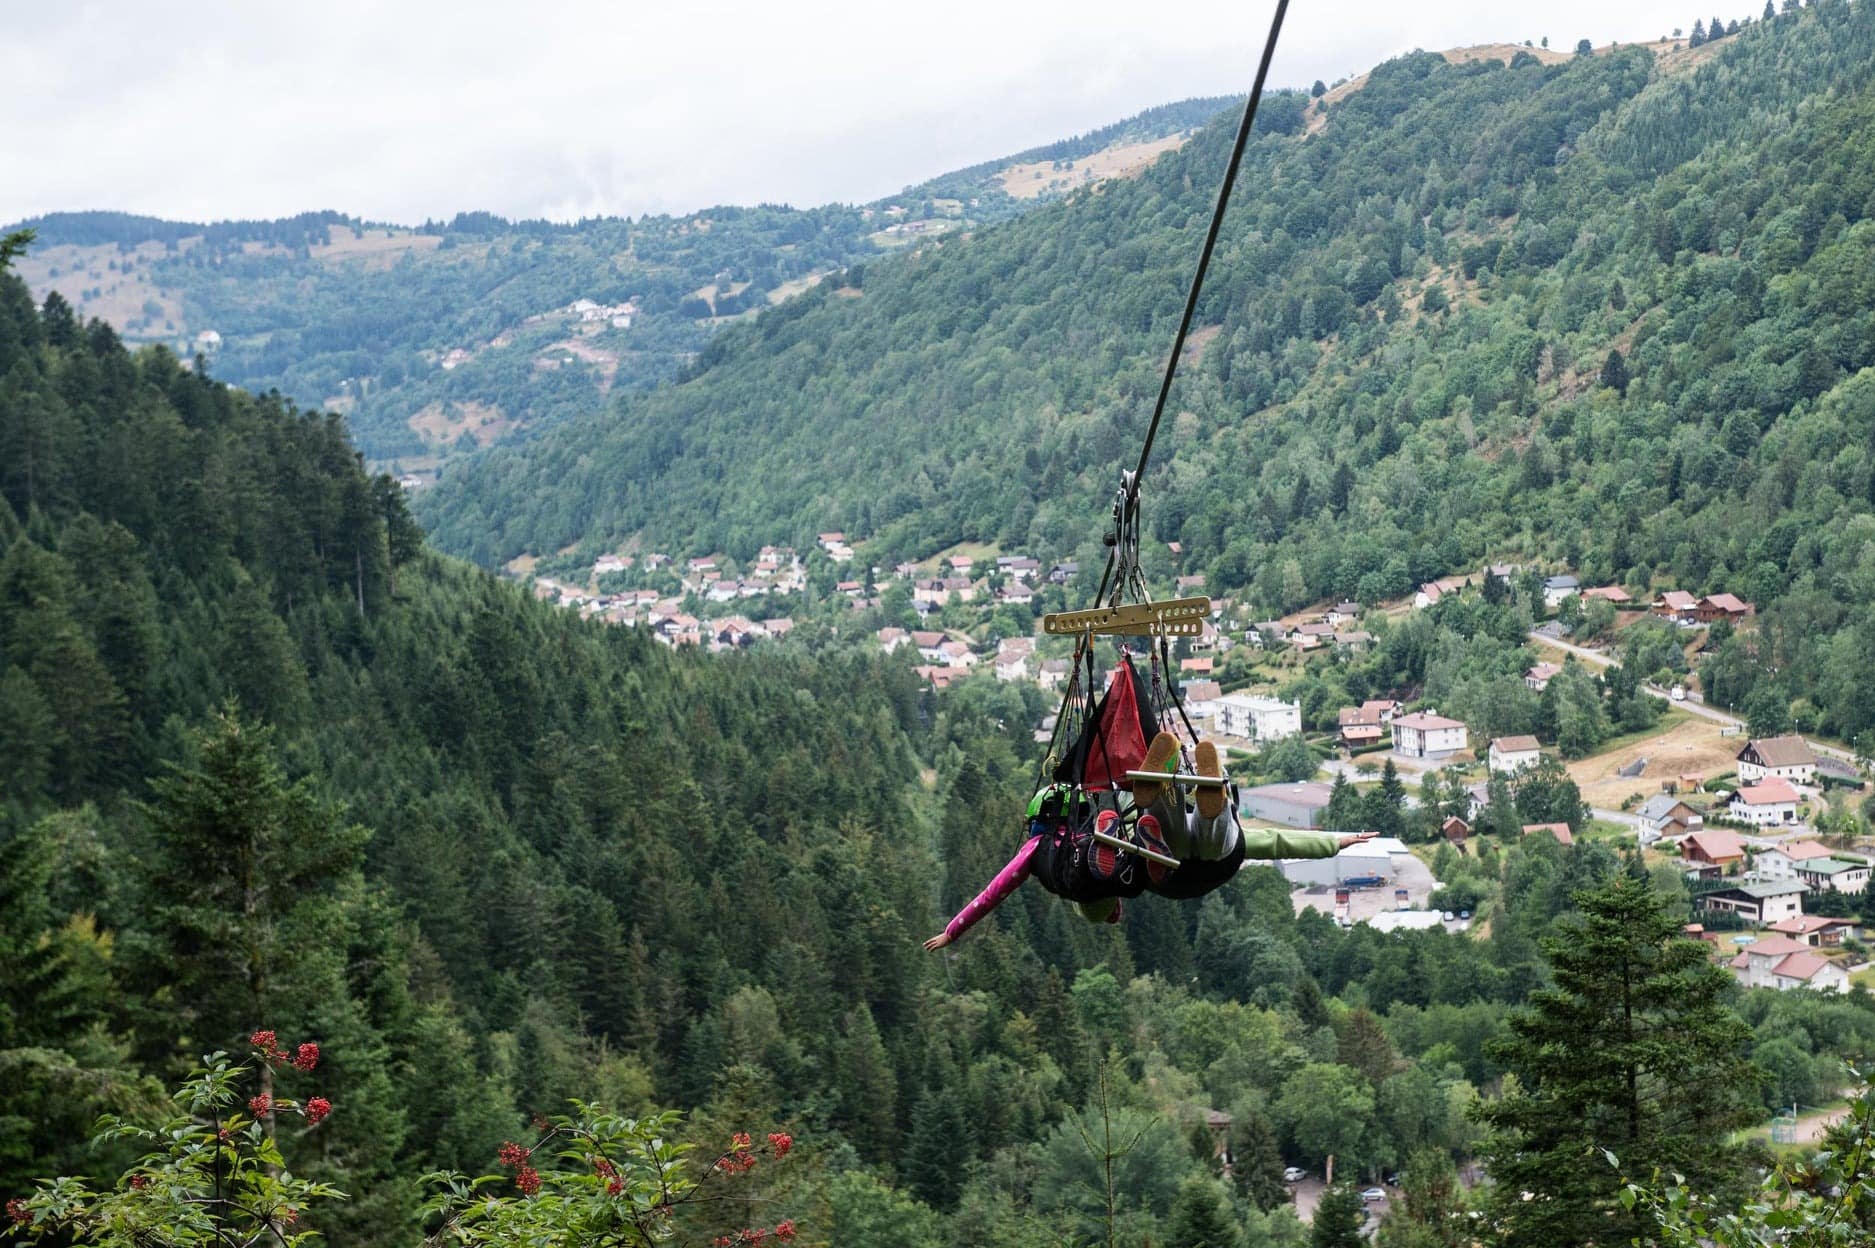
{"left": 1769, "top": 915, "right": 1860, "bottom": 948}
{"left": 1682, "top": 828, "right": 1748, "bottom": 869}
{"left": 1693, "top": 593, "right": 1754, "bottom": 624}
{"left": 1729, "top": 778, "right": 1801, "bottom": 827}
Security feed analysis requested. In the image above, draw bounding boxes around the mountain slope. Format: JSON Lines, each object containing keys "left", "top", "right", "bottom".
{"left": 4, "top": 98, "right": 1228, "bottom": 469}
{"left": 420, "top": 3, "right": 1875, "bottom": 741}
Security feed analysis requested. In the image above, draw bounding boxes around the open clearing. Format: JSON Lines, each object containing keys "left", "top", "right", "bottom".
{"left": 1566, "top": 713, "right": 1736, "bottom": 810}
{"left": 998, "top": 133, "right": 1189, "bottom": 200}
{"left": 312, "top": 224, "right": 442, "bottom": 268}
{"left": 409, "top": 400, "right": 511, "bottom": 447}
{"left": 15, "top": 240, "right": 185, "bottom": 336}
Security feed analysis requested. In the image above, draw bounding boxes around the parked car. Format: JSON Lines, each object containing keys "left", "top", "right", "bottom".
{"left": 1671, "top": 685, "right": 1687, "bottom": 701}
{"left": 1459, "top": 909, "right": 1472, "bottom": 920}
{"left": 1283, "top": 1167, "right": 1307, "bottom": 1183}
{"left": 1441, "top": 910, "right": 1456, "bottom": 922}
{"left": 1360, "top": 1187, "right": 1387, "bottom": 1202}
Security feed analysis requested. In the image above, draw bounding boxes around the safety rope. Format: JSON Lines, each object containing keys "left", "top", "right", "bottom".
{"left": 1037, "top": 0, "right": 1293, "bottom": 782}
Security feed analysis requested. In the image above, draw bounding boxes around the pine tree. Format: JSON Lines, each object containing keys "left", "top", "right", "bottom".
{"left": 1476, "top": 872, "right": 1761, "bottom": 1247}
{"left": 1312, "top": 1184, "right": 1368, "bottom": 1248}
{"left": 901, "top": 1085, "right": 970, "bottom": 1211}
{"left": 1599, "top": 348, "right": 1629, "bottom": 394}
{"left": 1690, "top": 17, "right": 1707, "bottom": 44}
{"left": 1228, "top": 1105, "right": 1289, "bottom": 1211}
{"left": 1168, "top": 1174, "right": 1243, "bottom": 1248}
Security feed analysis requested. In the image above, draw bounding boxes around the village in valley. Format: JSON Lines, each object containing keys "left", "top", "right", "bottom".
{"left": 513, "top": 531, "right": 1875, "bottom": 990}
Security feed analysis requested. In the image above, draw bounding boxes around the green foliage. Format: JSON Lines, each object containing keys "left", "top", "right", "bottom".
{"left": 4, "top": 1051, "right": 344, "bottom": 1247}
{"left": 1476, "top": 871, "right": 1763, "bottom": 1246}
{"left": 1309, "top": 1184, "right": 1367, "bottom": 1248}
{"left": 1622, "top": 1079, "right": 1875, "bottom": 1246}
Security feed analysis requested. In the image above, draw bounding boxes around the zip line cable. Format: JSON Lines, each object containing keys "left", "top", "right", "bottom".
{"left": 1037, "top": 0, "right": 1293, "bottom": 778}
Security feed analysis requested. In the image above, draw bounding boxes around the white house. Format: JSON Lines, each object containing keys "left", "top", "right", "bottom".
{"left": 1413, "top": 582, "right": 1445, "bottom": 610}
{"left": 1542, "top": 575, "right": 1580, "bottom": 607}
{"left": 1393, "top": 712, "right": 1468, "bottom": 760}
{"left": 1215, "top": 694, "right": 1302, "bottom": 742}
{"left": 1729, "top": 935, "right": 1849, "bottom": 992}
{"left": 1487, "top": 735, "right": 1541, "bottom": 775}
{"left": 1730, "top": 778, "right": 1801, "bottom": 827}
{"left": 1795, "top": 857, "right": 1871, "bottom": 895}
{"left": 1735, "top": 735, "right": 1818, "bottom": 784}
{"left": 1699, "top": 879, "right": 1808, "bottom": 925}
{"left": 1756, "top": 839, "right": 1833, "bottom": 880}
{"left": 1524, "top": 662, "right": 1561, "bottom": 691}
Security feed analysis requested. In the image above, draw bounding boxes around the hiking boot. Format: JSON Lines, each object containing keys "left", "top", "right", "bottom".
{"left": 1131, "top": 731, "right": 1181, "bottom": 811}
{"left": 1194, "top": 740, "right": 1228, "bottom": 822}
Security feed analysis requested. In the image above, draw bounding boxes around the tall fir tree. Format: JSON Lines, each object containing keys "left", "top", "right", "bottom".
{"left": 1476, "top": 871, "right": 1761, "bottom": 1247}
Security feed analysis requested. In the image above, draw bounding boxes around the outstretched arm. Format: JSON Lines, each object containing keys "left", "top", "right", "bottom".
{"left": 925, "top": 837, "right": 1040, "bottom": 950}
{"left": 1239, "top": 827, "right": 1377, "bottom": 859}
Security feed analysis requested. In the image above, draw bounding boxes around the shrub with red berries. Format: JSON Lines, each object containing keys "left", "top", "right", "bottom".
{"left": 422, "top": 1106, "right": 803, "bottom": 1246}
{"left": 2, "top": 1042, "right": 342, "bottom": 1245}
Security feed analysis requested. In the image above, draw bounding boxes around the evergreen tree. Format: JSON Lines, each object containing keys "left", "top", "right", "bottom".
{"left": 902, "top": 1085, "right": 970, "bottom": 1211}
{"left": 1312, "top": 1184, "right": 1368, "bottom": 1248}
{"left": 1599, "top": 347, "right": 1629, "bottom": 394}
{"left": 1228, "top": 1105, "right": 1289, "bottom": 1212}
{"left": 1168, "top": 1174, "right": 1243, "bottom": 1248}
{"left": 1476, "top": 872, "right": 1762, "bottom": 1247}
{"left": 1691, "top": 17, "right": 1707, "bottom": 44}
{"left": 1311, "top": 79, "right": 1328, "bottom": 98}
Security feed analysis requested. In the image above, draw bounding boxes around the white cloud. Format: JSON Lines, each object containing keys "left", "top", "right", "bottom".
{"left": 3, "top": 0, "right": 1722, "bottom": 225}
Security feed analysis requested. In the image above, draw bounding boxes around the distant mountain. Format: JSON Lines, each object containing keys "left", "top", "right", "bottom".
{"left": 3, "top": 97, "right": 1229, "bottom": 473}
{"left": 419, "top": 7, "right": 1875, "bottom": 746}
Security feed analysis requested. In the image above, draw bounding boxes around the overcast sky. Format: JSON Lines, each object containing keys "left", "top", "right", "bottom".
{"left": 4, "top": 0, "right": 1725, "bottom": 227}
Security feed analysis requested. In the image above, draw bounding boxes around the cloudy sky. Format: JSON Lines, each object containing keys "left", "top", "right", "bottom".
{"left": 4, "top": 0, "right": 1724, "bottom": 227}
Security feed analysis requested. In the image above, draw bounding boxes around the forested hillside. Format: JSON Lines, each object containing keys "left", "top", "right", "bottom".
{"left": 2, "top": 97, "right": 1227, "bottom": 468}
{"left": 421, "top": 2, "right": 1875, "bottom": 746}
{"left": 7, "top": 261, "right": 1875, "bottom": 1246}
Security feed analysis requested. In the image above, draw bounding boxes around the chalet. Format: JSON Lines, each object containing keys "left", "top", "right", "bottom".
{"left": 1333, "top": 630, "right": 1374, "bottom": 652}
{"left": 1414, "top": 582, "right": 1445, "bottom": 609}
{"left": 916, "top": 665, "right": 962, "bottom": 691}
{"left": 1729, "top": 778, "right": 1801, "bottom": 827}
{"left": 1361, "top": 699, "right": 1401, "bottom": 724}
{"left": 1000, "top": 556, "right": 1042, "bottom": 579}
{"left": 1693, "top": 593, "right": 1754, "bottom": 624}
{"left": 1442, "top": 816, "right": 1470, "bottom": 846}
{"left": 1337, "top": 705, "right": 1386, "bottom": 748}
{"left": 911, "top": 630, "right": 947, "bottom": 662}
{"left": 1756, "top": 839, "right": 1833, "bottom": 880}
{"left": 1393, "top": 712, "right": 1468, "bottom": 760}
{"left": 938, "top": 640, "right": 976, "bottom": 668}
{"left": 946, "top": 555, "right": 974, "bottom": 574}
{"left": 1248, "top": 621, "right": 1287, "bottom": 648}
{"left": 1682, "top": 828, "right": 1748, "bottom": 870}
{"left": 1768, "top": 915, "right": 1860, "bottom": 948}
{"left": 1289, "top": 621, "right": 1334, "bottom": 648}
{"left": 1653, "top": 590, "right": 1700, "bottom": 620}
{"left": 1698, "top": 879, "right": 1807, "bottom": 925}
{"left": 1326, "top": 601, "right": 1361, "bottom": 627}
{"left": 1583, "top": 585, "right": 1633, "bottom": 605}
{"left": 1636, "top": 795, "right": 1703, "bottom": 839}
{"left": 1049, "top": 562, "right": 1079, "bottom": 585}
{"left": 1215, "top": 694, "right": 1302, "bottom": 742}
{"left": 1522, "top": 822, "right": 1575, "bottom": 847}
{"left": 998, "top": 582, "right": 1035, "bottom": 605}
{"left": 1542, "top": 575, "right": 1580, "bottom": 607}
{"left": 1729, "top": 934, "right": 1848, "bottom": 992}
{"left": 1795, "top": 856, "right": 1870, "bottom": 895}
{"left": 1488, "top": 735, "right": 1542, "bottom": 775}
{"left": 876, "top": 627, "right": 909, "bottom": 653}
{"left": 1524, "top": 662, "right": 1561, "bottom": 692}
{"left": 1735, "top": 735, "right": 1817, "bottom": 784}
{"left": 816, "top": 532, "right": 845, "bottom": 547}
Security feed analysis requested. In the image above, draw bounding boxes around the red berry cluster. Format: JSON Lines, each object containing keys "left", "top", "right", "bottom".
{"left": 249, "top": 1028, "right": 331, "bottom": 1126}
{"left": 6, "top": 1198, "right": 29, "bottom": 1227}
{"left": 249, "top": 1030, "right": 320, "bottom": 1073}
{"left": 592, "top": 1157, "right": 625, "bottom": 1197}
{"left": 129, "top": 1175, "right": 150, "bottom": 1191}
{"left": 767, "top": 1132, "right": 793, "bottom": 1157}
{"left": 496, "top": 1141, "right": 541, "bottom": 1197}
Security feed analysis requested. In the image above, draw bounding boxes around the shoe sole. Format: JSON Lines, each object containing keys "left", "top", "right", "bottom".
{"left": 1133, "top": 732, "right": 1181, "bottom": 810}
{"left": 1195, "top": 742, "right": 1226, "bottom": 821}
